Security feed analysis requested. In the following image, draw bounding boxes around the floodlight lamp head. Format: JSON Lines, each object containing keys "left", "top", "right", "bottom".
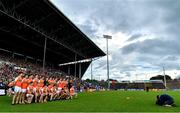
{"left": 103, "top": 35, "right": 112, "bottom": 39}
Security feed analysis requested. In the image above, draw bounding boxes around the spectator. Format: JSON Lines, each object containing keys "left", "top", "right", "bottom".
{"left": 0, "top": 79, "right": 5, "bottom": 88}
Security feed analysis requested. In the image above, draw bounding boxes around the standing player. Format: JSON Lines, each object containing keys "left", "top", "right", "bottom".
{"left": 35, "top": 76, "right": 44, "bottom": 103}
{"left": 39, "top": 76, "right": 44, "bottom": 88}
{"left": 28, "top": 75, "right": 33, "bottom": 83}
{"left": 12, "top": 72, "right": 24, "bottom": 105}
{"left": 33, "top": 75, "right": 39, "bottom": 95}
{"left": 21, "top": 75, "right": 29, "bottom": 104}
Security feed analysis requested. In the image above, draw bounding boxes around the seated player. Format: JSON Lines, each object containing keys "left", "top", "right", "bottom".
{"left": 59, "top": 88, "right": 65, "bottom": 100}
{"left": 53, "top": 85, "right": 58, "bottom": 101}
{"left": 62, "top": 86, "right": 70, "bottom": 100}
{"left": 34, "top": 84, "right": 41, "bottom": 103}
{"left": 49, "top": 85, "right": 57, "bottom": 101}
{"left": 48, "top": 84, "right": 53, "bottom": 101}
{"left": 156, "top": 94, "right": 176, "bottom": 107}
{"left": 56, "top": 78, "right": 62, "bottom": 100}
{"left": 39, "top": 86, "right": 48, "bottom": 103}
{"left": 26, "top": 82, "right": 34, "bottom": 104}
{"left": 70, "top": 86, "right": 77, "bottom": 99}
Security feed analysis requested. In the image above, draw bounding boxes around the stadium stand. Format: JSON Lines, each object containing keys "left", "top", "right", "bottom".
{"left": 167, "top": 80, "right": 180, "bottom": 90}
{"left": 0, "top": 0, "right": 105, "bottom": 79}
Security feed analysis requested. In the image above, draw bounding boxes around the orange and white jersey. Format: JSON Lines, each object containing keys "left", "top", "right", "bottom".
{"left": 60, "top": 81, "right": 67, "bottom": 89}
{"left": 51, "top": 80, "right": 56, "bottom": 85}
{"left": 48, "top": 79, "right": 52, "bottom": 84}
{"left": 21, "top": 78, "right": 29, "bottom": 89}
{"left": 57, "top": 80, "right": 62, "bottom": 88}
{"left": 65, "top": 81, "right": 68, "bottom": 86}
{"left": 41, "top": 86, "right": 48, "bottom": 94}
{"left": 28, "top": 78, "right": 33, "bottom": 84}
{"left": 33, "top": 78, "right": 38, "bottom": 87}
{"left": 39, "top": 79, "right": 44, "bottom": 87}
{"left": 48, "top": 79, "right": 55, "bottom": 88}
{"left": 14, "top": 76, "right": 23, "bottom": 87}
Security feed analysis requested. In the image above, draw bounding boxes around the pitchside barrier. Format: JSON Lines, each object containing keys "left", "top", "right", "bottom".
{"left": 0, "top": 88, "right": 6, "bottom": 96}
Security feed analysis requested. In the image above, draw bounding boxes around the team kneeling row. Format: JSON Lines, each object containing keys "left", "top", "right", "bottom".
{"left": 7, "top": 73, "right": 77, "bottom": 105}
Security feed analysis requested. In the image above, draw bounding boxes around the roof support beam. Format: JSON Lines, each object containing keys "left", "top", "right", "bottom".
{"left": 61, "top": 33, "right": 78, "bottom": 42}
{"left": 79, "top": 63, "right": 81, "bottom": 78}
{"left": 74, "top": 54, "right": 77, "bottom": 77}
{"left": 68, "top": 65, "right": 70, "bottom": 75}
{"left": 34, "top": 13, "right": 53, "bottom": 24}
{"left": 43, "top": 37, "right": 47, "bottom": 73}
{"left": 10, "top": 0, "right": 29, "bottom": 12}
{"left": 0, "top": 27, "right": 73, "bottom": 61}
{"left": 0, "top": 0, "right": 6, "bottom": 11}
{"left": 0, "top": 9, "right": 87, "bottom": 59}
{"left": 49, "top": 26, "right": 64, "bottom": 35}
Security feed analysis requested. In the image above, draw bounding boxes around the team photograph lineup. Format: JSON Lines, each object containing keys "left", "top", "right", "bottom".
{"left": 8, "top": 72, "right": 77, "bottom": 105}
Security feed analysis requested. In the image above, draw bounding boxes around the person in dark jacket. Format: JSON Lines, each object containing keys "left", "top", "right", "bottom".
{"left": 156, "top": 94, "right": 175, "bottom": 107}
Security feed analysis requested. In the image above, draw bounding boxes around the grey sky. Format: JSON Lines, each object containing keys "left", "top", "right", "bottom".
{"left": 51, "top": 0, "right": 180, "bottom": 81}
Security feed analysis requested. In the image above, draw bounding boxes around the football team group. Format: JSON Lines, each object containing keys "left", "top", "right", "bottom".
{"left": 7, "top": 72, "right": 77, "bottom": 105}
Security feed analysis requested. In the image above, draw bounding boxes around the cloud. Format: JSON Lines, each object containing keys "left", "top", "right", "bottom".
{"left": 127, "top": 33, "right": 145, "bottom": 42}
{"left": 121, "top": 39, "right": 180, "bottom": 56}
{"left": 164, "top": 56, "right": 179, "bottom": 61}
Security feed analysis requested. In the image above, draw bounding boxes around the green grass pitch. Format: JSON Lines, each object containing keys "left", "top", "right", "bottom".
{"left": 0, "top": 91, "right": 180, "bottom": 112}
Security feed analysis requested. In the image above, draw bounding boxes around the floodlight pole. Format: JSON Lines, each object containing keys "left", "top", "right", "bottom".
{"left": 43, "top": 37, "right": 47, "bottom": 73}
{"left": 91, "top": 58, "right": 93, "bottom": 80}
{"left": 74, "top": 54, "right": 77, "bottom": 77}
{"left": 163, "top": 66, "right": 167, "bottom": 89}
{"left": 103, "top": 35, "right": 112, "bottom": 90}
{"left": 68, "top": 65, "right": 70, "bottom": 75}
{"left": 79, "top": 63, "right": 81, "bottom": 78}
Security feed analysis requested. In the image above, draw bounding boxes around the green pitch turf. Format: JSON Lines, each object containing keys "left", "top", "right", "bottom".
{"left": 0, "top": 91, "right": 180, "bottom": 112}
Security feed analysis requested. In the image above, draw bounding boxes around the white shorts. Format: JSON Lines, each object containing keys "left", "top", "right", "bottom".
{"left": 21, "top": 89, "right": 27, "bottom": 93}
{"left": 56, "top": 90, "right": 60, "bottom": 94}
{"left": 8, "top": 88, "right": 12, "bottom": 92}
{"left": 14, "top": 86, "right": 21, "bottom": 93}
{"left": 33, "top": 88, "right": 36, "bottom": 93}
{"left": 58, "top": 88, "right": 62, "bottom": 90}
{"left": 26, "top": 94, "right": 34, "bottom": 97}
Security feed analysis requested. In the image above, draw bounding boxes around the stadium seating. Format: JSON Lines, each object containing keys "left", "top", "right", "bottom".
{"left": 114, "top": 82, "right": 165, "bottom": 90}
